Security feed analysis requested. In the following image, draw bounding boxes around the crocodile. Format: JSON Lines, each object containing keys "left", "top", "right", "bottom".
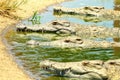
{"left": 26, "top": 36, "right": 120, "bottom": 49}
{"left": 53, "top": 6, "right": 120, "bottom": 20}
{"left": 16, "top": 20, "right": 120, "bottom": 38}
{"left": 40, "top": 59, "right": 120, "bottom": 80}
{"left": 54, "top": 13, "right": 103, "bottom": 23}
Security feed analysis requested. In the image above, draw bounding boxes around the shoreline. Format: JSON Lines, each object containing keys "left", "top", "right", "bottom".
{"left": 0, "top": 0, "right": 68, "bottom": 80}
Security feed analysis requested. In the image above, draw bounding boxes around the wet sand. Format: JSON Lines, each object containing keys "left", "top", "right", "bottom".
{"left": 0, "top": 0, "right": 67, "bottom": 80}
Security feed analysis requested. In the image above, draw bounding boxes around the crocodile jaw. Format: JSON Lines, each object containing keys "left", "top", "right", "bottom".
{"left": 39, "top": 60, "right": 71, "bottom": 76}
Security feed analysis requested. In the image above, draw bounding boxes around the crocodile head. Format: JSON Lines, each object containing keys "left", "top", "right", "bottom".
{"left": 40, "top": 60, "right": 73, "bottom": 77}
{"left": 40, "top": 60, "right": 108, "bottom": 79}
{"left": 16, "top": 20, "right": 76, "bottom": 34}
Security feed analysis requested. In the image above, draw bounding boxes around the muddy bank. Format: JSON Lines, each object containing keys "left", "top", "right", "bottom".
{"left": 0, "top": 0, "right": 67, "bottom": 80}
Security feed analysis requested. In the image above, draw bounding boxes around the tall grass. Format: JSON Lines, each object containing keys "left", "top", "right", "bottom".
{"left": 0, "top": 0, "right": 27, "bottom": 19}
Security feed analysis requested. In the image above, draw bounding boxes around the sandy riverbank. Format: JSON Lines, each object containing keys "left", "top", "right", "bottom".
{"left": 0, "top": 0, "right": 67, "bottom": 80}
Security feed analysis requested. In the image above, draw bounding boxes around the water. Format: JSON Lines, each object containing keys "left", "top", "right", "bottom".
{"left": 4, "top": 0, "right": 120, "bottom": 80}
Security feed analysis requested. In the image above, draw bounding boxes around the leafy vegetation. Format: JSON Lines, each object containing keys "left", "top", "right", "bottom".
{"left": 0, "top": 0, "right": 27, "bottom": 19}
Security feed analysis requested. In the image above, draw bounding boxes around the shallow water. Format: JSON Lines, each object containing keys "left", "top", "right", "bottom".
{"left": 5, "top": 0, "right": 120, "bottom": 80}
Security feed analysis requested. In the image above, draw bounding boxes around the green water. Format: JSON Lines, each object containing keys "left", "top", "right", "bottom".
{"left": 5, "top": 0, "right": 120, "bottom": 80}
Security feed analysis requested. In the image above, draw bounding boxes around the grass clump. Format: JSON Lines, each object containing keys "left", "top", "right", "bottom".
{"left": 0, "top": 0, "right": 27, "bottom": 19}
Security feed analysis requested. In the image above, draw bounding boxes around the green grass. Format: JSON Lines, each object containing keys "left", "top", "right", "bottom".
{"left": 28, "top": 11, "right": 41, "bottom": 25}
